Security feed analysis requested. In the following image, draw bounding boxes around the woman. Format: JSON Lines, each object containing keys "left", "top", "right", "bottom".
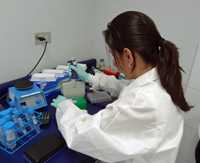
{"left": 52, "top": 11, "right": 191, "bottom": 163}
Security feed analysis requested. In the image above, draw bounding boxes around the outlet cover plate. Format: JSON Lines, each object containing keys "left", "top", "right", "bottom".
{"left": 34, "top": 32, "right": 51, "bottom": 45}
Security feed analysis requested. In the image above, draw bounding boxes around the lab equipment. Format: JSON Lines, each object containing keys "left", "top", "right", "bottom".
{"left": 56, "top": 65, "right": 68, "bottom": 71}
{"left": 24, "top": 134, "right": 65, "bottom": 163}
{"left": 71, "top": 96, "right": 87, "bottom": 110}
{"left": 2, "top": 121, "right": 16, "bottom": 150}
{"left": 8, "top": 81, "right": 47, "bottom": 111}
{"left": 98, "top": 58, "right": 105, "bottom": 70}
{"left": 0, "top": 110, "right": 12, "bottom": 139}
{"left": 86, "top": 91, "right": 112, "bottom": 104}
{"left": 0, "top": 80, "right": 43, "bottom": 154}
{"left": 31, "top": 67, "right": 72, "bottom": 96}
{"left": 67, "top": 59, "right": 77, "bottom": 66}
{"left": 0, "top": 118, "right": 7, "bottom": 143}
{"left": 42, "top": 69, "right": 65, "bottom": 78}
{"left": 56, "top": 65, "right": 72, "bottom": 79}
{"left": 31, "top": 114, "right": 40, "bottom": 133}
{"left": 0, "top": 107, "right": 42, "bottom": 154}
{"left": 11, "top": 109, "right": 27, "bottom": 134}
{"left": 60, "top": 79, "right": 85, "bottom": 97}
{"left": 31, "top": 73, "right": 56, "bottom": 82}
{"left": 71, "top": 65, "right": 91, "bottom": 82}
{"left": 39, "top": 111, "right": 51, "bottom": 128}
{"left": 0, "top": 116, "right": 11, "bottom": 144}
{"left": 25, "top": 108, "right": 40, "bottom": 133}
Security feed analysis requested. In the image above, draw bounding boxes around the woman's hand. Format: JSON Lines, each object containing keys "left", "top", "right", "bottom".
{"left": 51, "top": 95, "right": 67, "bottom": 108}
{"left": 70, "top": 64, "right": 91, "bottom": 83}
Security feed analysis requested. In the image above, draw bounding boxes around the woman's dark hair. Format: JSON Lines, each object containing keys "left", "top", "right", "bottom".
{"left": 103, "top": 11, "right": 192, "bottom": 112}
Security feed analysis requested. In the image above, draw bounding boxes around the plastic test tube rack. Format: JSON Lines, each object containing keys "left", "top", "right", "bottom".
{"left": 0, "top": 108, "right": 42, "bottom": 154}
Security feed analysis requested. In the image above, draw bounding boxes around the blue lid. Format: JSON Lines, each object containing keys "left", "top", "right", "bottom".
{"left": 3, "top": 121, "right": 15, "bottom": 129}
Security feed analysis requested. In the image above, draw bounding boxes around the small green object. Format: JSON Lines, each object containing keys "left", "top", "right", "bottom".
{"left": 70, "top": 96, "right": 87, "bottom": 110}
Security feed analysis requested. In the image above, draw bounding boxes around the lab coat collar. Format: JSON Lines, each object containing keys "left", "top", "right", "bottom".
{"left": 130, "top": 67, "right": 159, "bottom": 88}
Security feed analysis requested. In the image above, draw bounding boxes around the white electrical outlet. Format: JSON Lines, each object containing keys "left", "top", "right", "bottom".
{"left": 34, "top": 32, "right": 51, "bottom": 45}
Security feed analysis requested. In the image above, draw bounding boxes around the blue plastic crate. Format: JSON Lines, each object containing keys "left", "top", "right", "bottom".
{"left": 0, "top": 110, "right": 42, "bottom": 154}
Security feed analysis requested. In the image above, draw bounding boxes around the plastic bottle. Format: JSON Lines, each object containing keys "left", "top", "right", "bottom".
{"left": 11, "top": 109, "right": 27, "bottom": 135}
{"left": 3, "top": 121, "right": 16, "bottom": 150}
{"left": 11, "top": 109, "right": 20, "bottom": 124}
{"left": 0, "top": 118, "right": 7, "bottom": 143}
{"left": 99, "top": 58, "right": 105, "bottom": 70}
{"left": 26, "top": 108, "right": 40, "bottom": 133}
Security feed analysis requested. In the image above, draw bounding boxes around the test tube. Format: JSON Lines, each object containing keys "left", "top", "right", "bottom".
{"left": 0, "top": 118, "right": 7, "bottom": 143}
{"left": 11, "top": 109, "right": 27, "bottom": 135}
{"left": 25, "top": 108, "right": 40, "bottom": 133}
{"left": 3, "top": 121, "right": 16, "bottom": 150}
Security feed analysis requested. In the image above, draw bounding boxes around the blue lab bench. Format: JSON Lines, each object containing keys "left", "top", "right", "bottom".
{"left": 0, "top": 59, "right": 110, "bottom": 163}
{"left": 0, "top": 82, "right": 107, "bottom": 163}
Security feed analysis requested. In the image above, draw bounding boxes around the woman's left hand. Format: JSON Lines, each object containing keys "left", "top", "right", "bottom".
{"left": 51, "top": 95, "right": 67, "bottom": 108}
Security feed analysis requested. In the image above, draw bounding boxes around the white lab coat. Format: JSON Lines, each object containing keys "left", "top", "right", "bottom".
{"left": 56, "top": 68, "right": 184, "bottom": 163}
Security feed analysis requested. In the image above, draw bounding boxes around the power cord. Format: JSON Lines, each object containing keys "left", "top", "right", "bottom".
{"left": 27, "top": 37, "right": 48, "bottom": 76}
{"left": 0, "top": 37, "right": 48, "bottom": 101}
{"left": 0, "top": 37, "right": 48, "bottom": 102}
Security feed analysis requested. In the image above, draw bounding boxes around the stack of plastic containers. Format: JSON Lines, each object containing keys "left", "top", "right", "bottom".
{"left": 32, "top": 65, "right": 72, "bottom": 96}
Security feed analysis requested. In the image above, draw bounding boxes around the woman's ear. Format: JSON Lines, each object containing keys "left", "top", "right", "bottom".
{"left": 122, "top": 48, "right": 135, "bottom": 67}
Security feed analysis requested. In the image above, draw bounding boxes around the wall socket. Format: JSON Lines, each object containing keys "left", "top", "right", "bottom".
{"left": 34, "top": 32, "right": 51, "bottom": 45}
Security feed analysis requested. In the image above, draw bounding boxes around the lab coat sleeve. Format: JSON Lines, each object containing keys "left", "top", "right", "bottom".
{"left": 56, "top": 91, "right": 165, "bottom": 163}
{"left": 89, "top": 73, "right": 129, "bottom": 98}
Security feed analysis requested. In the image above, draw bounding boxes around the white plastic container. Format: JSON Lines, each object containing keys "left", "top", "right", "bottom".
{"left": 31, "top": 73, "right": 56, "bottom": 82}
{"left": 42, "top": 69, "right": 65, "bottom": 78}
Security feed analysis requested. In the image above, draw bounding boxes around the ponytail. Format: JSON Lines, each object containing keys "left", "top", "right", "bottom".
{"left": 157, "top": 39, "right": 192, "bottom": 112}
{"left": 103, "top": 11, "right": 192, "bottom": 112}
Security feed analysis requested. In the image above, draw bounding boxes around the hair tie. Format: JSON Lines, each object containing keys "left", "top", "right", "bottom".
{"left": 157, "top": 37, "right": 164, "bottom": 51}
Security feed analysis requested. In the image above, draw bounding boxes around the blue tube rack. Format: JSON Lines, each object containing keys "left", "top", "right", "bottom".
{"left": 0, "top": 110, "right": 42, "bottom": 154}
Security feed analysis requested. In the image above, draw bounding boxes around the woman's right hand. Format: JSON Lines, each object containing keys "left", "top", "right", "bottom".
{"left": 70, "top": 64, "right": 91, "bottom": 83}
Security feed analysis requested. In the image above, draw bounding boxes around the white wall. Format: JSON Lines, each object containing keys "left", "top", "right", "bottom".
{"left": 2, "top": 0, "right": 199, "bottom": 86}
{"left": 0, "top": 0, "right": 95, "bottom": 84}
{"left": 176, "top": 44, "right": 200, "bottom": 163}
{"left": 91, "top": 0, "right": 200, "bottom": 86}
